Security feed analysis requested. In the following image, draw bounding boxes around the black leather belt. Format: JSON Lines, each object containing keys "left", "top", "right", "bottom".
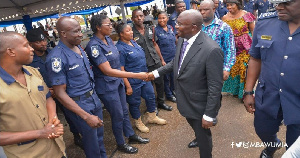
{"left": 18, "top": 139, "right": 36, "bottom": 146}
{"left": 71, "top": 90, "right": 94, "bottom": 101}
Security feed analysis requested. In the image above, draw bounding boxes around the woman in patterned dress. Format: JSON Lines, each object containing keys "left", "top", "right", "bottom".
{"left": 221, "top": 0, "right": 255, "bottom": 99}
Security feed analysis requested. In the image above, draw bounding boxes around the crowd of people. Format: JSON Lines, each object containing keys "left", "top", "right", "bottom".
{"left": 0, "top": 0, "right": 300, "bottom": 157}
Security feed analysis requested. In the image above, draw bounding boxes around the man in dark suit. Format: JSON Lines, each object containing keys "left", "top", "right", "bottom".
{"left": 148, "top": 9, "right": 223, "bottom": 158}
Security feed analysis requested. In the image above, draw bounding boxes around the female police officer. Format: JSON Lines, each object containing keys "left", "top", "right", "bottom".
{"left": 155, "top": 11, "right": 177, "bottom": 102}
{"left": 115, "top": 23, "right": 167, "bottom": 133}
{"left": 85, "top": 14, "right": 149, "bottom": 154}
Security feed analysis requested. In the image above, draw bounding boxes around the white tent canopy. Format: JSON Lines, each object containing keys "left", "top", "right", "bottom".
{"left": 0, "top": 0, "right": 144, "bottom": 22}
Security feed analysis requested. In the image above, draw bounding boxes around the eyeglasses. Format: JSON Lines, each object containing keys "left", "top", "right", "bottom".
{"left": 102, "top": 23, "right": 113, "bottom": 27}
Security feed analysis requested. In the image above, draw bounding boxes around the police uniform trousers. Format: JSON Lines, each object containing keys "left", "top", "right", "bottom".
{"left": 55, "top": 99, "right": 79, "bottom": 135}
{"left": 97, "top": 83, "right": 135, "bottom": 145}
{"left": 63, "top": 92, "right": 106, "bottom": 158}
{"left": 254, "top": 106, "right": 300, "bottom": 152}
{"left": 186, "top": 118, "right": 213, "bottom": 158}
{"left": 163, "top": 60, "right": 175, "bottom": 98}
{"left": 147, "top": 62, "right": 165, "bottom": 105}
{"left": 127, "top": 81, "right": 156, "bottom": 119}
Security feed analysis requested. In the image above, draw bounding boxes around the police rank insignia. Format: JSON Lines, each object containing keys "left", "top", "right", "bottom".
{"left": 91, "top": 46, "right": 99, "bottom": 58}
{"left": 51, "top": 58, "right": 62, "bottom": 73}
{"left": 134, "top": 37, "right": 139, "bottom": 41}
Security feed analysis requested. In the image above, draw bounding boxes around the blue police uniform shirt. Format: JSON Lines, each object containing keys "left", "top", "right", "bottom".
{"left": 155, "top": 25, "right": 176, "bottom": 63}
{"left": 85, "top": 35, "right": 123, "bottom": 95}
{"left": 45, "top": 41, "right": 95, "bottom": 97}
{"left": 254, "top": 0, "right": 275, "bottom": 17}
{"left": 250, "top": 12, "right": 300, "bottom": 125}
{"left": 217, "top": 2, "right": 228, "bottom": 19}
{"left": 28, "top": 49, "right": 51, "bottom": 87}
{"left": 116, "top": 40, "right": 147, "bottom": 89}
{"left": 243, "top": 0, "right": 255, "bottom": 14}
{"left": 167, "top": 11, "right": 178, "bottom": 35}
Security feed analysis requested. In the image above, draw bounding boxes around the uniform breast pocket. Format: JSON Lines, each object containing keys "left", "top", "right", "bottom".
{"left": 127, "top": 52, "right": 140, "bottom": 63}
{"left": 67, "top": 67, "right": 85, "bottom": 87}
{"left": 158, "top": 35, "right": 168, "bottom": 46}
{"left": 255, "top": 39, "right": 273, "bottom": 62}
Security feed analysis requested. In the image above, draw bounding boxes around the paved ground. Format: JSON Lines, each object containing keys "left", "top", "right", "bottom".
{"left": 61, "top": 95, "right": 287, "bottom": 158}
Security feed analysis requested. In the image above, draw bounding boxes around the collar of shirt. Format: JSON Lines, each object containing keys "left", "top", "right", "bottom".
{"left": 0, "top": 66, "right": 31, "bottom": 85}
{"left": 178, "top": 30, "right": 201, "bottom": 73}
{"left": 93, "top": 35, "right": 111, "bottom": 46}
{"left": 32, "top": 49, "right": 49, "bottom": 62}
{"left": 184, "top": 30, "right": 201, "bottom": 53}
{"left": 58, "top": 41, "right": 83, "bottom": 58}
{"left": 202, "top": 18, "right": 222, "bottom": 28}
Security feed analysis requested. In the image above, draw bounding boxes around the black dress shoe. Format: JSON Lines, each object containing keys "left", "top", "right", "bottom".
{"left": 117, "top": 143, "right": 138, "bottom": 154}
{"left": 128, "top": 134, "right": 150, "bottom": 144}
{"left": 158, "top": 103, "right": 173, "bottom": 111}
{"left": 188, "top": 139, "right": 198, "bottom": 148}
{"left": 73, "top": 134, "right": 83, "bottom": 149}
{"left": 167, "top": 95, "right": 177, "bottom": 103}
{"left": 260, "top": 142, "right": 282, "bottom": 158}
{"left": 260, "top": 148, "right": 276, "bottom": 158}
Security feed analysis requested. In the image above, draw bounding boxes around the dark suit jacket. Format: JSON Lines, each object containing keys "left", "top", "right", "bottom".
{"left": 157, "top": 31, "right": 224, "bottom": 120}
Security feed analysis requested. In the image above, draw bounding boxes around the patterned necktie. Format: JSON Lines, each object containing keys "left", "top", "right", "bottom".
{"left": 178, "top": 41, "right": 189, "bottom": 69}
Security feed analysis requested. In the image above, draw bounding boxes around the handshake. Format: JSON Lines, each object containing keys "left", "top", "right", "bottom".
{"left": 136, "top": 72, "right": 155, "bottom": 81}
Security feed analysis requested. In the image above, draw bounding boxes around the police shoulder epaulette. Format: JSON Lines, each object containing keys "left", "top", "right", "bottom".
{"left": 258, "top": 12, "right": 278, "bottom": 21}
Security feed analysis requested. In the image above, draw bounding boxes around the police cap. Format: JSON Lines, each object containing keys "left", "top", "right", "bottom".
{"left": 26, "top": 28, "right": 46, "bottom": 42}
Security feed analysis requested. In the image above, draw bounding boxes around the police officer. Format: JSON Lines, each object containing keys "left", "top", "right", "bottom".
{"left": 132, "top": 9, "right": 173, "bottom": 112}
{"left": 0, "top": 32, "right": 65, "bottom": 158}
{"left": 85, "top": 14, "right": 149, "bottom": 154}
{"left": 243, "top": 0, "right": 256, "bottom": 16}
{"left": 45, "top": 17, "right": 106, "bottom": 158}
{"left": 167, "top": 0, "right": 186, "bottom": 35}
{"left": 254, "top": 0, "right": 275, "bottom": 17}
{"left": 213, "top": 0, "right": 221, "bottom": 18}
{"left": 26, "top": 28, "right": 83, "bottom": 149}
{"left": 217, "top": 0, "right": 228, "bottom": 19}
{"left": 116, "top": 23, "right": 167, "bottom": 133}
{"left": 155, "top": 12, "right": 177, "bottom": 103}
{"left": 244, "top": 1, "right": 300, "bottom": 157}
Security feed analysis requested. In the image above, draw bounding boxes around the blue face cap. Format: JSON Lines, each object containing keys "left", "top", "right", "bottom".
{"left": 269, "top": 0, "right": 291, "bottom": 3}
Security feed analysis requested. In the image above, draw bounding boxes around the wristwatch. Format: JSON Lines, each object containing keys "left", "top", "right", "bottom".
{"left": 244, "top": 90, "right": 254, "bottom": 96}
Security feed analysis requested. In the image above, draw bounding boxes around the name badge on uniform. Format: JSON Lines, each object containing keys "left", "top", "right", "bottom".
{"left": 128, "top": 51, "right": 134, "bottom": 54}
{"left": 51, "top": 58, "right": 62, "bottom": 73}
{"left": 134, "top": 37, "right": 139, "bottom": 41}
{"left": 91, "top": 46, "right": 99, "bottom": 58}
{"left": 105, "top": 51, "right": 113, "bottom": 56}
{"left": 69, "top": 64, "right": 79, "bottom": 70}
{"left": 261, "top": 35, "right": 272, "bottom": 40}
